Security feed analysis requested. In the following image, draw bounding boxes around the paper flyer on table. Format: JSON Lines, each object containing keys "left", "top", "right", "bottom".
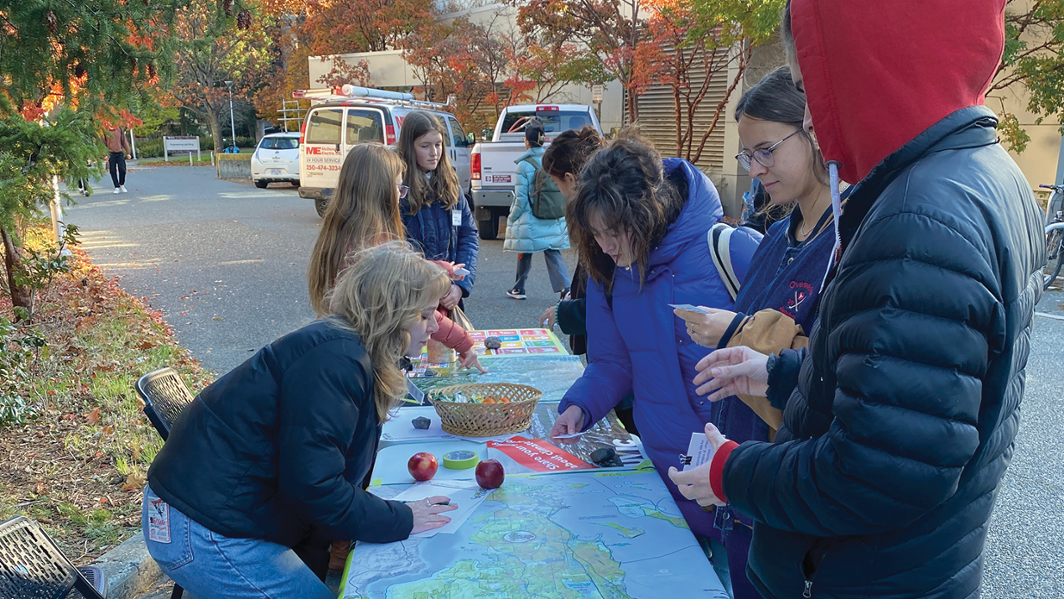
{"left": 391, "top": 480, "right": 490, "bottom": 537}
{"left": 681, "top": 431, "right": 715, "bottom": 471}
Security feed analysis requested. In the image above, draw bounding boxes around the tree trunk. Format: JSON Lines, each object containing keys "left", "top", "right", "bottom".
{"left": 209, "top": 112, "right": 224, "bottom": 153}
{"left": 0, "top": 226, "right": 31, "bottom": 319}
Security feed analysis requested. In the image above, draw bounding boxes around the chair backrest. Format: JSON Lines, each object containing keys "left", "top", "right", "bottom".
{"left": 135, "top": 368, "right": 196, "bottom": 441}
{"left": 0, "top": 516, "right": 105, "bottom": 599}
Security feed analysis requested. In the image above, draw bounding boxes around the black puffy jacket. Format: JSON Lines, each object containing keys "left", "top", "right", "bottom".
{"left": 147, "top": 319, "right": 413, "bottom": 548}
{"left": 723, "top": 106, "right": 1045, "bottom": 598}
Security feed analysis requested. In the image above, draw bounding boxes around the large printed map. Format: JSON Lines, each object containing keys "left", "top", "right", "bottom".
{"left": 341, "top": 470, "right": 727, "bottom": 599}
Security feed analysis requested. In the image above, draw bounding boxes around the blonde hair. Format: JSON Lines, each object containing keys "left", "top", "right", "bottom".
{"left": 397, "top": 110, "right": 460, "bottom": 213}
{"left": 308, "top": 144, "right": 406, "bottom": 316}
{"left": 328, "top": 241, "right": 450, "bottom": 421}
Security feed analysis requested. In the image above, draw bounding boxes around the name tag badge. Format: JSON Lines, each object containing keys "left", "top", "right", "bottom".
{"left": 451, "top": 209, "right": 462, "bottom": 227}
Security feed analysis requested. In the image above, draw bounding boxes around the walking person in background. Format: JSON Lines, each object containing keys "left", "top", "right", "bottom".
{"left": 397, "top": 111, "right": 479, "bottom": 312}
{"left": 103, "top": 123, "right": 130, "bottom": 194}
{"left": 504, "top": 121, "right": 571, "bottom": 300}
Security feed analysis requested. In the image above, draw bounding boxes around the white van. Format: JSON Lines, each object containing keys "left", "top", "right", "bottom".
{"left": 295, "top": 86, "right": 472, "bottom": 217}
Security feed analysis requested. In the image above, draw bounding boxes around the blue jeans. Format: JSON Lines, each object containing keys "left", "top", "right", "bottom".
{"left": 142, "top": 485, "right": 334, "bottom": 599}
{"left": 514, "top": 249, "right": 569, "bottom": 293}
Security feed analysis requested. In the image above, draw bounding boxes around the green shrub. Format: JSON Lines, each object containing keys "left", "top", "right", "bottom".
{"left": 0, "top": 317, "right": 45, "bottom": 426}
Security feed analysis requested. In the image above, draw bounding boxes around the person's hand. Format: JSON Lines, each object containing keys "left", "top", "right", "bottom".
{"left": 440, "top": 284, "right": 463, "bottom": 310}
{"left": 457, "top": 349, "right": 488, "bottom": 373}
{"left": 449, "top": 263, "right": 466, "bottom": 281}
{"left": 667, "top": 423, "right": 729, "bottom": 507}
{"left": 693, "top": 346, "right": 769, "bottom": 401}
{"left": 550, "top": 405, "right": 585, "bottom": 444}
{"left": 539, "top": 305, "right": 557, "bottom": 330}
{"left": 674, "top": 307, "right": 736, "bottom": 348}
{"left": 429, "top": 261, "right": 466, "bottom": 281}
{"left": 407, "top": 496, "right": 458, "bottom": 534}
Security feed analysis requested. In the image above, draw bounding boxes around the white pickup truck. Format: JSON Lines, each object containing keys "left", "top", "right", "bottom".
{"left": 470, "top": 104, "right": 602, "bottom": 239}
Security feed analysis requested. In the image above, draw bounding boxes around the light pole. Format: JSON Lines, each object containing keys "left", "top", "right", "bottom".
{"left": 225, "top": 80, "right": 236, "bottom": 152}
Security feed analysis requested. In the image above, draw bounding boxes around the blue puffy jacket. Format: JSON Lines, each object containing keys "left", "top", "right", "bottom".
{"left": 559, "top": 158, "right": 736, "bottom": 539}
{"left": 401, "top": 194, "right": 479, "bottom": 297}
{"left": 503, "top": 148, "right": 569, "bottom": 253}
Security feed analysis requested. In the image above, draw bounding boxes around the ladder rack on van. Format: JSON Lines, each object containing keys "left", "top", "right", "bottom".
{"left": 292, "top": 85, "right": 455, "bottom": 110}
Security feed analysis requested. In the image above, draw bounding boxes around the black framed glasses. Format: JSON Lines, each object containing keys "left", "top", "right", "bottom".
{"left": 398, "top": 184, "right": 409, "bottom": 200}
{"left": 736, "top": 129, "right": 803, "bottom": 171}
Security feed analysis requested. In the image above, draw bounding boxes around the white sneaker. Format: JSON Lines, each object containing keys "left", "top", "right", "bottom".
{"left": 120, "top": 185, "right": 128, "bottom": 193}
{"left": 114, "top": 188, "right": 121, "bottom": 194}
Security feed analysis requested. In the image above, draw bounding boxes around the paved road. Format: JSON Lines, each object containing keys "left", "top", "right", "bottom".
{"left": 67, "top": 167, "right": 1063, "bottom": 597}
{"left": 65, "top": 165, "right": 576, "bottom": 376}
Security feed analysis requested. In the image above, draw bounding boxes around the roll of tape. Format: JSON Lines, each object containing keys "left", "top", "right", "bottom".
{"left": 442, "top": 450, "right": 480, "bottom": 470}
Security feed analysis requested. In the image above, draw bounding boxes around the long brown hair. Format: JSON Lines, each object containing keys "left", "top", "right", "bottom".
{"left": 308, "top": 143, "right": 406, "bottom": 316}
{"left": 397, "top": 110, "right": 460, "bottom": 213}
{"left": 328, "top": 241, "right": 450, "bottom": 421}
{"left": 566, "top": 133, "right": 683, "bottom": 294}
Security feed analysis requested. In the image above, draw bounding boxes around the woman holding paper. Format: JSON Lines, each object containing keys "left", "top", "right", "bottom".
{"left": 143, "top": 243, "right": 459, "bottom": 599}
{"left": 549, "top": 131, "right": 755, "bottom": 593}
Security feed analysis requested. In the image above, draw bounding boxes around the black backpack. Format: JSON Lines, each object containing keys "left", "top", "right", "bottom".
{"left": 521, "top": 157, "right": 567, "bottom": 220}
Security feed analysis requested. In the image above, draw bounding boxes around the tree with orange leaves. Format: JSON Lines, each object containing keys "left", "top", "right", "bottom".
{"left": 168, "top": 0, "right": 272, "bottom": 152}
{"left": 647, "top": 0, "right": 784, "bottom": 163}
{"left": 0, "top": 0, "right": 195, "bottom": 318}
{"left": 511, "top": 0, "right": 657, "bottom": 123}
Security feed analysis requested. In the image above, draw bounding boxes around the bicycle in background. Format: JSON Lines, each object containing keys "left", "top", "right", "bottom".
{"left": 1041, "top": 183, "right": 1064, "bottom": 290}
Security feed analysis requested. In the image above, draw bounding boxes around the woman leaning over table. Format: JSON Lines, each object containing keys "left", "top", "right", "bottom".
{"left": 142, "top": 242, "right": 458, "bottom": 599}
{"left": 672, "top": 65, "right": 837, "bottom": 599}
{"left": 548, "top": 132, "right": 754, "bottom": 592}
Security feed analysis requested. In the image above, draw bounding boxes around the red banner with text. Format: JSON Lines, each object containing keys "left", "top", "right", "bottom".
{"left": 487, "top": 436, "right": 594, "bottom": 472}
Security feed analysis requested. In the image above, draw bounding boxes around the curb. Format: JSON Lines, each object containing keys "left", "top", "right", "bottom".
{"left": 93, "top": 533, "right": 166, "bottom": 599}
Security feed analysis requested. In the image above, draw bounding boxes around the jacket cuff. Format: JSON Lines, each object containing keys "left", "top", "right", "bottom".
{"left": 454, "top": 280, "right": 471, "bottom": 298}
{"left": 709, "top": 441, "right": 739, "bottom": 504}
{"left": 716, "top": 312, "right": 747, "bottom": 349}
{"left": 555, "top": 298, "right": 587, "bottom": 336}
{"left": 766, "top": 348, "right": 805, "bottom": 410}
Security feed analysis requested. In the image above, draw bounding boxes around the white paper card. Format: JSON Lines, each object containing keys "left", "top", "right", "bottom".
{"left": 682, "top": 431, "right": 715, "bottom": 471}
{"left": 392, "top": 480, "right": 489, "bottom": 537}
{"left": 451, "top": 209, "right": 462, "bottom": 226}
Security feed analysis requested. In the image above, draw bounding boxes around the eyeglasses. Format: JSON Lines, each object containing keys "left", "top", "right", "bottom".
{"left": 735, "top": 129, "right": 803, "bottom": 171}
{"left": 398, "top": 184, "right": 409, "bottom": 200}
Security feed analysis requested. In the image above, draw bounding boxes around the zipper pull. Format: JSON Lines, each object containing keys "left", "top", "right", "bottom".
{"left": 803, "top": 580, "right": 813, "bottom": 598}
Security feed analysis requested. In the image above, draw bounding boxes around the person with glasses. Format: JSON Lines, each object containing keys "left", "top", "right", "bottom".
{"left": 672, "top": 65, "right": 836, "bottom": 599}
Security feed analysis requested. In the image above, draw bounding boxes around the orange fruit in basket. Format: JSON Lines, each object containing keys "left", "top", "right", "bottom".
{"left": 499, "top": 397, "right": 511, "bottom": 403}
{"left": 483, "top": 397, "right": 497, "bottom": 403}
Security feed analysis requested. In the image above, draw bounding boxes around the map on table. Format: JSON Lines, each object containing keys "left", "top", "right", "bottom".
{"left": 409, "top": 330, "right": 569, "bottom": 377}
{"left": 405, "top": 355, "right": 586, "bottom": 404}
{"left": 340, "top": 469, "right": 727, "bottom": 599}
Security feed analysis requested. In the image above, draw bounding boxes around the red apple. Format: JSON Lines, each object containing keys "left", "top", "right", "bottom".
{"left": 407, "top": 452, "right": 438, "bottom": 482}
{"left": 475, "top": 459, "right": 505, "bottom": 489}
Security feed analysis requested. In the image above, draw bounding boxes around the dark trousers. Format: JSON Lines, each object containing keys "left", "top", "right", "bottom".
{"left": 108, "top": 151, "right": 126, "bottom": 187}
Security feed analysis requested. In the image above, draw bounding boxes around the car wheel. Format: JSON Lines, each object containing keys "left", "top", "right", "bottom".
{"left": 315, "top": 197, "right": 328, "bottom": 217}
{"left": 254, "top": 179, "right": 269, "bottom": 189}
{"left": 478, "top": 214, "right": 498, "bottom": 240}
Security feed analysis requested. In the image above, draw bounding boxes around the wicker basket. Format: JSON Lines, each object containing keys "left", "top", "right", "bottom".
{"left": 427, "top": 383, "right": 542, "bottom": 437}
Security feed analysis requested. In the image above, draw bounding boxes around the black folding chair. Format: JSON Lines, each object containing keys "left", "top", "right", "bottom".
{"left": 135, "top": 367, "right": 196, "bottom": 599}
{"left": 0, "top": 516, "right": 108, "bottom": 598}
{"left": 135, "top": 367, "right": 196, "bottom": 442}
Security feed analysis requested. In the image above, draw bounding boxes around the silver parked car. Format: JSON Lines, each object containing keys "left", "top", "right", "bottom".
{"left": 251, "top": 132, "right": 300, "bottom": 188}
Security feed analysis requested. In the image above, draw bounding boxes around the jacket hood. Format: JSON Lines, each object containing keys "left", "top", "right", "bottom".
{"left": 650, "top": 158, "right": 723, "bottom": 267}
{"left": 791, "top": 0, "right": 1006, "bottom": 184}
{"left": 515, "top": 147, "right": 545, "bottom": 163}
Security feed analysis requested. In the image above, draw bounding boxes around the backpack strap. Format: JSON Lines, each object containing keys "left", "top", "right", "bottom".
{"left": 708, "top": 222, "right": 740, "bottom": 301}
